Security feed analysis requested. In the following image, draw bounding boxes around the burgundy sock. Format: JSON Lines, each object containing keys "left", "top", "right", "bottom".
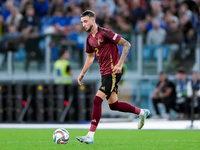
{"left": 89, "top": 96, "right": 103, "bottom": 132}
{"left": 109, "top": 101, "right": 141, "bottom": 115}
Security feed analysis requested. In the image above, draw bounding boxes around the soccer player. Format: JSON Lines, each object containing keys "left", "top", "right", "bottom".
{"left": 76, "top": 10, "right": 150, "bottom": 144}
{"left": 152, "top": 71, "right": 178, "bottom": 119}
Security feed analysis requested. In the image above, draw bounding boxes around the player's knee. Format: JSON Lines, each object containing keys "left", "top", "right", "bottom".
{"left": 109, "top": 101, "right": 118, "bottom": 111}
{"left": 93, "top": 96, "right": 103, "bottom": 107}
{"left": 152, "top": 98, "right": 157, "bottom": 103}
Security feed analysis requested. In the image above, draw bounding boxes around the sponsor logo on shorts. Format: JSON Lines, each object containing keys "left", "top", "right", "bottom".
{"left": 101, "top": 86, "right": 105, "bottom": 91}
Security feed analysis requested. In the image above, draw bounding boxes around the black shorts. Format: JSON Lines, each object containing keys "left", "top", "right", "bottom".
{"left": 99, "top": 73, "right": 122, "bottom": 100}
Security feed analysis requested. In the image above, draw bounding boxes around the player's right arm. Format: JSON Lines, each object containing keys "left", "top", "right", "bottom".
{"left": 77, "top": 52, "right": 95, "bottom": 85}
{"left": 113, "top": 37, "right": 131, "bottom": 73}
{"left": 153, "top": 82, "right": 162, "bottom": 98}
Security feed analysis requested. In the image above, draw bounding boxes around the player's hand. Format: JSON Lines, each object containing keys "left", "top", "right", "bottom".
{"left": 113, "top": 64, "right": 122, "bottom": 74}
{"left": 77, "top": 73, "right": 84, "bottom": 85}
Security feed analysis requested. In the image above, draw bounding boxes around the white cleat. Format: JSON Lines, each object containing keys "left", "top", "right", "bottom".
{"left": 138, "top": 109, "right": 150, "bottom": 130}
{"left": 76, "top": 135, "right": 93, "bottom": 144}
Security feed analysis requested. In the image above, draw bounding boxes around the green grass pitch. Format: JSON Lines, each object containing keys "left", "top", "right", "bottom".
{"left": 0, "top": 129, "right": 200, "bottom": 150}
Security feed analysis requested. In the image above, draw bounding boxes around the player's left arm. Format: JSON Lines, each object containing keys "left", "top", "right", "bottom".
{"left": 161, "top": 88, "right": 172, "bottom": 98}
{"left": 66, "top": 65, "right": 73, "bottom": 76}
{"left": 113, "top": 37, "right": 131, "bottom": 73}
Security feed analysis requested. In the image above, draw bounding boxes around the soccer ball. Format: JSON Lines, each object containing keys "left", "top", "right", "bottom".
{"left": 53, "top": 128, "right": 70, "bottom": 144}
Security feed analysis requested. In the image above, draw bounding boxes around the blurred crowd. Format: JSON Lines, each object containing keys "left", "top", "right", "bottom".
{"left": 0, "top": 0, "right": 199, "bottom": 70}
{"left": 152, "top": 68, "right": 200, "bottom": 120}
{"left": 0, "top": 0, "right": 199, "bottom": 43}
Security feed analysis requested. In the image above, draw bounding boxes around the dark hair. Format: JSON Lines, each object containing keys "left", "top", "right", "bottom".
{"left": 81, "top": 10, "right": 96, "bottom": 18}
{"left": 59, "top": 48, "right": 68, "bottom": 58}
{"left": 159, "top": 71, "right": 165, "bottom": 75}
{"left": 55, "top": 8, "right": 64, "bottom": 13}
{"left": 176, "top": 67, "right": 186, "bottom": 74}
{"left": 146, "top": 11, "right": 154, "bottom": 17}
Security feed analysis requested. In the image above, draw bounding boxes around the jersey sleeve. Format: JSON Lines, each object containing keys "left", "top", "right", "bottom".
{"left": 86, "top": 37, "right": 94, "bottom": 53}
{"left": 102, "top": 28, "right": 121, "bottom": 44}
{"left": 168, "top": 81, "right": 175, "bottom": 89}
{"left": 66, "top": 65, "right": 71, "bottom": 73}
{"left": 156, "top": 82, "right": 160, "bottom": 87}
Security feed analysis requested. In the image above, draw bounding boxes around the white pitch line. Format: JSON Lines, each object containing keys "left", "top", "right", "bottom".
{"left": 0, "top": 120, "right": 199, "bottom": 130}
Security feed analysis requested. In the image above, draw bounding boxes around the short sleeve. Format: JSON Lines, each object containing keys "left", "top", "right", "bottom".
{"left": 102, "top": 28, "right": 121, "bottom": 44}
{"left": 156, "top": 82, "right": 160, "bottom": 87}
{"left": 66, "top": 65, "right": 71, "bottom": 73}
{"left": 168, "top": 81, "right": 175, "bottom": 88}
{"left": 86, "top": 38, "right": 94, "bottom": 53}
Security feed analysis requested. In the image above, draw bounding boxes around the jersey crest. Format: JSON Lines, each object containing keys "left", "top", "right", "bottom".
{"left": 98, "top": 38, "right": 102, "bottom": 45}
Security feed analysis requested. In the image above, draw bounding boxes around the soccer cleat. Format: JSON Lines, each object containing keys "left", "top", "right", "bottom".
{"left": 76, "top": 135, "right": 93, "bottom": 144}
{"left": 138, "top": 109, "right": 150, "bottom": 130}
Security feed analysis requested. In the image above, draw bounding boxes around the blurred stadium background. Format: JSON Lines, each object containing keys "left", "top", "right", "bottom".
{"left": 0, "top": 0, "right": 200, "bottom": 129}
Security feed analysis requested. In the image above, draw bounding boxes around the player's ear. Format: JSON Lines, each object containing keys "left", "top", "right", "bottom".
{"left": 92, "top": 17, "right": 95, "bottom": 23}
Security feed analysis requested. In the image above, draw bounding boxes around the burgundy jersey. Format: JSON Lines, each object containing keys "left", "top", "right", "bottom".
{"left": 86, "top": 26, "right": 122, "bottom": 76}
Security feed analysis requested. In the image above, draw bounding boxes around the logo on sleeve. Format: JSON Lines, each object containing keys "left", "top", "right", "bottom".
{"left": 112, "top": 33, "right": 118, "bottom": 40}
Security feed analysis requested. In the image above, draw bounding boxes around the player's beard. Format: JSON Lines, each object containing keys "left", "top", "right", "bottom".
{"left": 85, "top": 24, "right": 93, "bottom": 32}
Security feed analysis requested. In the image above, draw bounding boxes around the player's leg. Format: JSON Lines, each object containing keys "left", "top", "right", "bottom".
{"left": 163, "top": 98, "right": 171, "bottom": 119}
{"left": 89, "top": 90, "right": 106, "bottom": 132}
{"left": 198, "top": 98, "right": 200, "bottom": 117}
{"left": 152, "top": 98, "right": 162, "bottom": 116}
{"left": 169, "top": 97, "right": 179, "bottom": 113}
{"left": 108, "top": 92, "right": 141, "bottom": 114}
{"left": 108, "top": 73, "right": 150, "bottom": 129}
{"left": 108, "top": 92, "right": 150, "bottom": 129}
{"left": 184, "top": 98, "right": 191, "bottom": 118}
{"left": 76, "top": 90, "right": 107, "bottom": 144}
